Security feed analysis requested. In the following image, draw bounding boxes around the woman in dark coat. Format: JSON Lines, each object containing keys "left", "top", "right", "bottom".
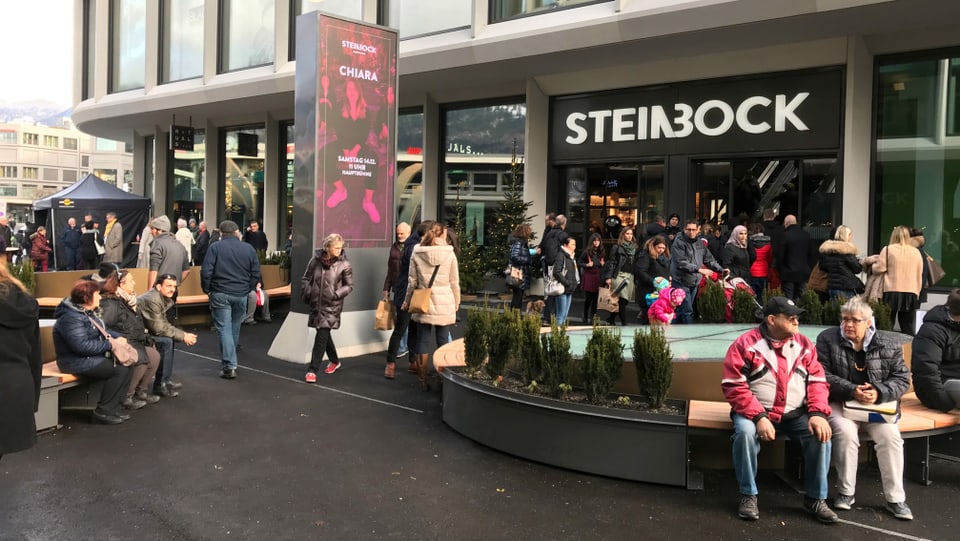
{"left": 53, "top": 279, "right": 132, "bottom": 425}
{"left": 633, "top": 235, "right": 672, "bottom": 324}
{"left": 818, "top": 225, "right": 863, "bottom": 301}
{"left": 507, "top": 223, "right": 535, "bottom": 310}
{"left": 721, "top": 225, "right": 756, "bottom": 281}
{"left": 0, "top": 262, "right": 41, "bottom": 459}
{"left": 601, "top": 227, "right": 639, "bottom": 326}
{"left": 99, "top": 266, "right": 161, "bottom": 409}
{"left": 301, "top": 233, "right": 354, "bottom": 382}
{"left": 578, "top": 232, "right": 605, "bottom": 324}
{"left": 80, "top": 221, "right": 102, "bottom": 270}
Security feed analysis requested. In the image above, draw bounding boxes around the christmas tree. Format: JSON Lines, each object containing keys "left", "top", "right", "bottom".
{"left": 484, "top": 140, "right": 536, "bottom": 277}
{"left": 453, "top": 184, "right": 486, "bottom": 294}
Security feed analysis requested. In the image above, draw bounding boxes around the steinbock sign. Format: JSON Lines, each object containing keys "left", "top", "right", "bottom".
{"left": 551, "top": 69, "right": 843, "bottom": 161}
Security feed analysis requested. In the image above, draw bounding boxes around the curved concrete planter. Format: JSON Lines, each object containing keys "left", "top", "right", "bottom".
{"left": 440, "top": 369, "right": 690, "bottom": 486}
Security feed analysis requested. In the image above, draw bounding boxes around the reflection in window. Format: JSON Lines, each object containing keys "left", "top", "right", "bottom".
{"left": 83, "top": 0, "right": 96, "bottom": 99}
{"left": 97, "top": 138, "right": 118, "bottom": 151}
{"left": 397, "top": 111, "right": 424, "bottom": 225}
{"left": 441, "top": 102, "right": 526, "bottom": 246}
{"left": 111, "top": 0, "right": 147, "bottom": 92}
{"left": 162, "top": 0, "right": 204, "bottom": 82}
{"left": 94, "top": 168, "right": 118, "bottom": 184}
{"left": 64, "top": 137, "right": 78, "bottom": 150}
{"left": 290, "top": 0, "right": 363, "bottom": 60}
{"left": 283, "top": 122, "right": 294, "bottom": 235}
{"left": 383, "top": 0, "right": 471, "bottom": 39}
{"left": 877, "top": 60, "right": 938, "bottom": 139}
{"left": 171, "top": 130, "right": 206, "bottom": 221}
{"left": 491, "top": 0, "right": 608, "bottom": 22}
{"left": 221, "top": 0, "right": 275, "bottom": 72}
{"left": 576, "top": 163, "right": 664, "bottom": 245}
{"left": 222, "top": 126, "right": 266, "bottom": 228}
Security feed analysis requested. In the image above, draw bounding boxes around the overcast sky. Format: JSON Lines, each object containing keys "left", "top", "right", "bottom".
{"left": 0, "top": 2, "right": 74, "bottom": 106}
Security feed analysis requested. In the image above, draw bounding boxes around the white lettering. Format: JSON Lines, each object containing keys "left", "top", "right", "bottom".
{"left": 775, "top": 92, "right": 809, "bottom": 131}
{"left": 588, "top": 110, "right": 612, "bottom": 143}
{"left": 341, "top": 40, "right": 378, "bottom": 54}
{"left": 637, "top": 107, "right": 648, "bottom": 140}
{"left": 650, "top": 106, "right": 675, "bottom": 139}
{"left": 565, "top": 113, "right": 588, "bottom": 144}
{"left": 611, "top": 108, "right": 635, "bottom": 142}
{"left": 338, "top": 66, "right": 379, "bottom": 81}
{"left": 673, "top": 103, "right": 694, "bottom": 138}
{"left": 694, "top": 100, "right": 735, "bottom": 137}
{"left": 735, "top": 96, "right": 771, "bottom": 134}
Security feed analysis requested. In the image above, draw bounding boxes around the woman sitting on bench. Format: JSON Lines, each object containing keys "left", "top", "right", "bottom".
{"left": 52, "top": 279, "right": 133, "bottom": 425}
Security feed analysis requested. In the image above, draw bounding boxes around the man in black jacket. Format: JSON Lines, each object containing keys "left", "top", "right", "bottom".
{"left": 912, "top": 290, "right": 960, "bottom": 412}
{"left": 779, "top": 215, "right": 815, "bottom": 300}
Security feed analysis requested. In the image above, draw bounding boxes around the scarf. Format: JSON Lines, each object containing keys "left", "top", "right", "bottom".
{"left": 726, "top": 225, "right": 748, "bottom": 249}
{"left": 115, "top": 287, "right": 138, "bottom": 311}
{"left": 618, "top": 241, "right": 637, "bottom": 261}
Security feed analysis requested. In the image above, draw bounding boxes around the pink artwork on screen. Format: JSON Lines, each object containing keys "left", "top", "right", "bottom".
{"left": 315, "top": 17, "right": 397, "bottom": 248}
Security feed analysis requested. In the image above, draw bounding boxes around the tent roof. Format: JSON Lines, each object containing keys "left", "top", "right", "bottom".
{"left": 33, "top": 174, "right": 150, "bottom": 210}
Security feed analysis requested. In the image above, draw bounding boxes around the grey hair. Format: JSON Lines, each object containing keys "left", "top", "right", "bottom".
{"left": 555, "top": 214, "right": 567, "bottom": 227}
{"left": 840, "top": 295, "right": 873, "bottom": 320}
{"left": 323, "top": 233, "right": 345, "bottom": 249}
{"left": 177, "top": 218, "right": 188, "bottom": 228}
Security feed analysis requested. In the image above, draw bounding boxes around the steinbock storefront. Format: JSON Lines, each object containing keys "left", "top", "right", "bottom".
{"left": 548, "top": 67, "right": 845, "bottom": 244}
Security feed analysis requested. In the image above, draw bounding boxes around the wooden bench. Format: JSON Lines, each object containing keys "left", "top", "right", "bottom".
{"left": 36, "top": 322, "right": 105, "bottom": 430}
{"left": 35, "top": 267, "right": 151, "bottom": 309}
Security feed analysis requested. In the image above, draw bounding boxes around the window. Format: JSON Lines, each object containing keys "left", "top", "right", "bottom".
{"left": 290, "top": 0, "right": 363, "bottom": 60}
{"left": 43, "top": 168, "right": 59, "bottom": 181}
{"left": 23, "top": 167, "right": 39, "bottom": 179}
{"left": 23, "top": 133, "right": 39, "bottom": 145}
{"left": 82, "top": 155, "right": 90, "bottom": 167}
{"left": 161, "top": 0, "right": 204, "bottom": 82}
{"left": 63, "top": 169, "right": 78, "bottom": 183}
{"left": 1, "top": 165, "right": 17, "bottom": 178}
{"left": 0, "top": 184, "right": 16, "bottom": 197}
{"left": 877, "top": 60, "right": 938, "bottom": 139}
{"left": 0, "top": 131, "right": 16, "bottom": 144}
{"left": 220, "top": 0, "right": 275, "bottom": 72}
{"left": 110, "top": 0, "right": 147, "bottom": 92}
{"left": 94, "top": 168, "right": 118, "bottom": 184}
{"left": 43, "top": 135, "right": 59, "bottom": 148}
{"left": 382, "top": 0, "right": 471, "bottom": 39}
{"left": 64, "top": 137, "right": 78, "bottom": 150}
{"left": 97, "top": 138, "right": 118, "bottom": 151}
{"left": 282, "top": 122, "right": 294, "bottom": 234}
{"left": 490, "top": 0, "right": 608, "bottom": 22}
{"left": 170, "top": 130, "right": 206, "bottom": 220}
{"left": 221, "top": 126, "right": 266, "bottom": 227}
{"left": 83, "top": 0, "right": 96, "bottom": 99}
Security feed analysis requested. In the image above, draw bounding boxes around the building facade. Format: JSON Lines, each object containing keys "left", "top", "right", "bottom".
{"left": 0, "top": 121, "right": 133, "bottom": 225}
{"left": 71, "top": 0, "right": 960, "bottom": 290}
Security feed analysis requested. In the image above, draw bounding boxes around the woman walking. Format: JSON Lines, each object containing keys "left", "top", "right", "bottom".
{"left": 507, "top": 223, "right": 535, "bottom": 310}
{"left": 633, "top": 235, "right": 672, "bottom": 325}
{"left": 601, "top": 227, "right": 638, "bottom": 326}
{"left": 872, "top": 225, "right": 923, "bottom": 335}
{"left": 403, "top": 223, "right": 460, "bottom": 391}
{"left": 0, "top": 259, "right": 41, "bottom": 459}
{"left": 578, "top": 233, "right": 605, "bottom": 324}
{"left": 818, "top": 225, "right": 863, "bottom": 302}
{"left": 302, "top": 234, "right": 354, "bottom": 382}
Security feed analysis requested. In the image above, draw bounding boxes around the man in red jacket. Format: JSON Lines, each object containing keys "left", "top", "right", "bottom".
{"left": 721, "top": 297, "right": 837, "bottom": 524}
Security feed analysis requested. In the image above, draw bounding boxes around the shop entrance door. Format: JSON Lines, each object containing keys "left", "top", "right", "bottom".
{"left": 564, "top": 162, "right": 664, "bottom": 244}
{"left": 693, "top": 157, "right": 838, "bottom": 240}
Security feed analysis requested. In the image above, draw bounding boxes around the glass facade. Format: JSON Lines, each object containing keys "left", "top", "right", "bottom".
{"left": 84, "top": 0, "right": 96, "bottom": 100}
{"left": 876, "top": 51, "right": 960, "bottom": 288}
{"left": 383, "top": 0, "right": 471, "bottom": 39}
{"left": 441, "top": 102, "right": 526, "bottom": 247}
{"left": 490, "top": 0, "right": 607, "bottom": 22}
{"left": 222, "top": 126, "right": 266, "bottom": 228}
{"left": 397, "top": 110, "right": 424, "bottom": 225}
{"left": 283, "top": 122, "right": 295, "bottom": 236}
{"left": 111, "top": 0, "right": 147, "bottom": 92}
{"left": 220, "top": 0, "right": 275, "bottom": 72}
{"left": 162, "top": 0, "right": 205, "bottom": 82}
{"left": 299, "top": 0, "right": 361, "bottom": 20}
{"left": 170, "top": 130, "right": 206, "bottom": 222}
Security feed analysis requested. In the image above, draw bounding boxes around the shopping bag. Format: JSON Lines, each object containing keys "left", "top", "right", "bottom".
{"left": 374, "top": 299, "right": 395, "bottom": 330}
{"left": 598, "top": 287, "right": 619, "bottom": 313}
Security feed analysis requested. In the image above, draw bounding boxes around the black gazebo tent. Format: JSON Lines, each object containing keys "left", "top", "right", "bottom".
{"left": 34, "top": 174, "right": 151, "bottom": 269}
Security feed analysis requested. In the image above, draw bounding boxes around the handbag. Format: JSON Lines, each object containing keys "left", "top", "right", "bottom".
{"left": 611, "top": 271, "right": 635, "bottom": 301}
{"left": 374, "top": 299, "right": 395, "bottom": 330}
{"left": 927, "top": 256, "right": 946, "bottom": 286}
{"left": 598, "top": 287, "right": 619, "bottom": 313}
{"left": 543, "top": 265, "right": 564, "bottom": 297}
{"left": 842, "top": 399, "right": 901, "bottom": 424}
{"left": 807, "top": 262, "right": 828, "bottom": 294}
{"left": 88, "top": 316, "right": 139, "bottom": 367}
{"left": 409, "top": 265, "right": 440, "bottom": 315}
{"left": 95, "top": 236, "right": 106, "bottom": 256}
{"left": 505, "top": 265, "right": 524, "bottom": 288}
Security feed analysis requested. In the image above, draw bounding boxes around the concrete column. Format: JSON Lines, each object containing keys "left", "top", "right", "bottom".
{"left": 203, "top": 0, "right": 219, "bottom": 80}
{"left": 132, "top": 134, "right": 146, "bottom": 196}
{"left": 422, "top": 95, "right": 441, "bottom": 220}
{"left": 842, "top": 35, "right": 873, "bottom": 251}
{"left": 525, "top": 78, "right": 549, "bottom": 233}
{"left": 263, "top": 116, "right": 281, "bottom": 250}
{"left": 152, "top": 128, "right": 169, "bottom": 216}
{"left": 144, "top": 0, "right": 159, "bottom": 92}
{"left": 203, "top": 119, "right": 220, "bottom": 223}
{"left": 94, "top": 0, "right": 110, "bottom": 100}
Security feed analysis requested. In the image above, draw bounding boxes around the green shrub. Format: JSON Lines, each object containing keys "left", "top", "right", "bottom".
{"left": 518, "top": 312, "right": 544, "bottom": 384}
{"left": 870, "top": 299, "right": 893, "bottom": 331}
{"left": 10, "top": 261, "right": 36, "bottom": 295}
{"left": 798, "top": 288, "right": 823, "bottom": 325}
{"left": 463, "top": 306, "right": 489, "bottom": 373}
{"left": 822, "top": 297, "right": 844, "bottom": 326}
{"left": 485, "top": 308, "right": 520, "bottom": 378}
{"left": 731, "top": 288, "right": 758, "bottom": 323}
{"left": 579, "top": 325, "right": 624, "bottom": 404}
{"left": 697, "top": 280, "right": 726, "bottom": 323}
{"left": 540, "top": 318, "right": 573, "bottom": 398}
{"left": 762, "top": 286, "right": 784, "bottom": 306}
{"left": 633, "top": 326, "right": 673, "bottom": 410}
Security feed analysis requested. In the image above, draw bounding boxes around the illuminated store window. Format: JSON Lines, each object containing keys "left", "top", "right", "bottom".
{"left": 170, "top": 130, "right": 206, "bottom": 221}
{"left": 162, "top": 0, "right": 204, "bottom": 82}
{"left": 220, "top": 0, "right": 275, "bottom": 72}
{"left": 111, "top": 0, "right": 147, "bottom": 92}
{"left": 221, "top": 126, "right": 266, "bottom": 227}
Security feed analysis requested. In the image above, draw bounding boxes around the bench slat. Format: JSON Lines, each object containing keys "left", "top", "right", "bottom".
{"left": 41, "top": 361, "right": 78, "bottom": 385}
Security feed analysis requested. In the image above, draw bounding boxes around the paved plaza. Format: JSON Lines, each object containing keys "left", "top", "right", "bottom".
{"left": 2, "top": 309, "right": 959, "bottom": 540}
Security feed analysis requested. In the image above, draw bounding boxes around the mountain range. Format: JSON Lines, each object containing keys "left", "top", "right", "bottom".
{"left": 0, "top": 100, "right": 72, "bottom": 126}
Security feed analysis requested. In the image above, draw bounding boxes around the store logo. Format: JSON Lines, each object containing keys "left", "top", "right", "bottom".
{"left": 59, "top": 198, "right": 75, "bottom": 208}
{"left": 564, "top": 93, "right": 810, "bottom": 144}
{"left": 342, "top": 40, "right": 377, "bottom": 54}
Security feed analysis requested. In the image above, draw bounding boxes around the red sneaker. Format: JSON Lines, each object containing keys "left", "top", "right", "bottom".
{"left": 305, "top": 372, "right": 317, "bottom": 383}
{"left": 324, "top": 362, "right": 341, "bottom": 375}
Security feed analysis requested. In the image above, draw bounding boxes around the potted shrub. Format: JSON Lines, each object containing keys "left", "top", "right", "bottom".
{"left": 9, "top": 261, "right": 36, "bottom": 295}
{"left": 798, "top": 288, "right": 823, "bottom": 325}
{"left": 869, "top": 298, "right": 893, "bottom": 331}
{"left": 633, "top": 325, "right": 673, "bottom": 410}
{"left": 463, "top": 305, "right": 490, "bottom": 373}
{"left": 540, "top": 318, "right": 573, "bottom": 397}
{"left": 697, "top": 279, "right": 726, "bottom": 323}
{"left": 579, "top": 325, "right": 624, "bottom": 404}
{"left": 731, "top": 288, "right": 758, "bottom": 323}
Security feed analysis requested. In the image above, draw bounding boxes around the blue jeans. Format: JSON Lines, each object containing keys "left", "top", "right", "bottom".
{"left": 555, "top": 293, "right": 573, "bottom": 325}
{"left": 152, "top": 336, "right": 175, "bottom": 386}
{"left": 676, "top": 284, "right": 698, "bottom": 324}
{"left": 731, "top": 413, "right": 831, "bottom": 499}
{"left": 209, "top": 291, "right": 248, "bottom": 370}
{"left": 828, "top": 289, "right": 856, "bottom": 302}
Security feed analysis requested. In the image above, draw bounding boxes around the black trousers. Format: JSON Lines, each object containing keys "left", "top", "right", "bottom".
{"left": 81, "top": 358, "right": 132, "bottom": 416}
{"left": 509, "top": 285, "right": 524, "bottom": 310}
{"left": 308, "top": 328, "right": 339, "bottom": 372}
{"left": 387, "top": 307, "right": 412, "bottom": 362}
{"left": 582, "top": 291, "right": 599, "bottom": 323}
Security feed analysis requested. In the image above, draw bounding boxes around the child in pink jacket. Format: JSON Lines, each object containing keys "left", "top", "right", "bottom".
{"left": 648, "top": 287, "right": 686, "bottom": 325}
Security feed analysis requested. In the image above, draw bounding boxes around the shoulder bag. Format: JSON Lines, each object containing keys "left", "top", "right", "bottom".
{"left": 409, "top": 265, "right": 440, "bottom": 314}
{"left": 505, "top": 265, "right": 524, "bottom": 287}
{"left": 543, "top": 265, "right": 565, "bottom": 296}
{"left": 88, "top": 316, "right": 139, "bottom": 367}
{"left": 927, "top": 255, "right": 946, "bottom": 286}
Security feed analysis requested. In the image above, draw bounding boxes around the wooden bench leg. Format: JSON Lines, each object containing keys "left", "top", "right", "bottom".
{"left": 904, "top": 437, "right": 931, "bottom": 486}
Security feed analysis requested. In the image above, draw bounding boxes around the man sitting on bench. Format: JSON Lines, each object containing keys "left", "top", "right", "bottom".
{"left": 912, "top": 288, "right": 960, "bottom": 412}
{"left": 139, "top": 274, "right": 198, "bottom": 397}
